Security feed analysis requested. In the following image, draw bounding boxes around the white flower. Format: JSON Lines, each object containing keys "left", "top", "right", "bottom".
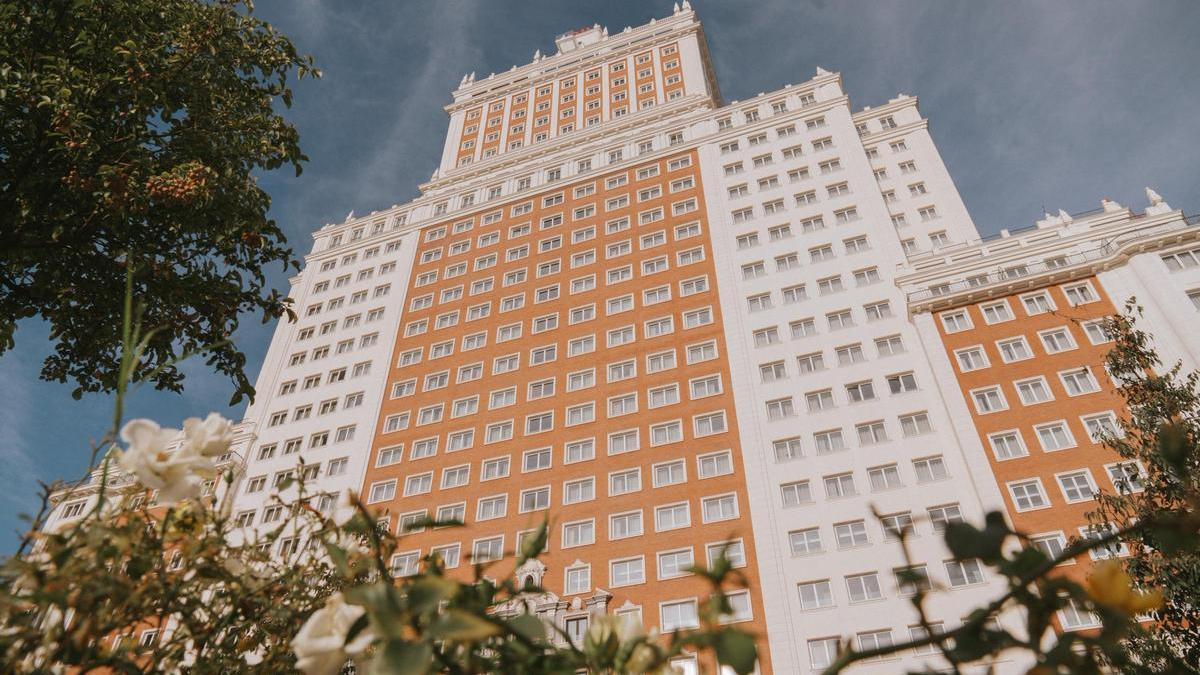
{"left": 292, "top": 592, "right": 374, "bottom": 675}
{"left": 182, "top": 413, "right": 234, "bottom": 457}
{"left": 116, "top": 419, "right": 214, "bottom": 505}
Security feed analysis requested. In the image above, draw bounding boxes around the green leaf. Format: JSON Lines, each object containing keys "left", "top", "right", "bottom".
{"left": 429, "top": 609, "right": 502, "bottom": 641}
{"left": 407, "top": 577, "right": 457, "bottom": 616}
{"left": 506, "top": 613, "right": 546, "bottom": 642}
{"left": 714, "top": 630, "right": 758, "bottom": 674}
{"left": 369, "top": 640, "right": 432, "bottom": 675}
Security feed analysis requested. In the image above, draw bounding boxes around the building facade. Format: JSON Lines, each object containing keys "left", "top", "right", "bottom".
{"left": 898, "top": 195, "right": 1198, "bottom": 634}
{"left": 41, "top": 4, "right": 1197, "bottom": 673}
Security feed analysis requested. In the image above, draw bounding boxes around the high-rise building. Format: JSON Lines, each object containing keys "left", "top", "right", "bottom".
{"left": 40, "top": 4, "right": 1196, "bottom": 673}
{"left": 897, "top": 195, "right": 1198, "bottom": 634}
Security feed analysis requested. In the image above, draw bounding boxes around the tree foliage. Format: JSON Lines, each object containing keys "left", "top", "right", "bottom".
{"left": 1091, "top": 302, "right": 1200, "bottom": 667}
{"left": 0, "top": 294, "right": 760, "bottom": 674}
{"left": 0, "top": 0, "right": 318, "bottom": 403}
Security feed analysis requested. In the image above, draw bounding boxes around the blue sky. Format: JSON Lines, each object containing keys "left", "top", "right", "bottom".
{"left": 3, "top": 0, "right": 1198, "bottom": 552}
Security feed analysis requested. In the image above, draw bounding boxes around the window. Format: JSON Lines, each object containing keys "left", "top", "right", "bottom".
{"left": 1081, "top": 523, "right": 1129, "bottom": 560}
{"left": 955, "top": 346, "right": 989, "bottom": 372}
{"left": 1063, "top": 282, "right": 1098, "bottom": 306}
{"left": 657, "top": 549, "right": 694, "bottom": 579}
{"left": 927, "top": 503, "right": 963, "bottom": 532}
{"left": 981, "top": 301, "right": 1013, "bottom": 324}
{"left": 564, "top": 438, "right": 595, "bottom": 463}
{"left": 1036, "top": 421, "right": 1076, "bottom": 451}
{"left": 1040, "top": 328, "right": 1076, "bottom": 353}
{"left": 798, "top": 580, "right": 834, "bottom": 610}
{"left": 1058, "top": 471, "right": 1097, "bottom": 503}
{"left": 610, "top": 557, "right": 645, "bottom": 587}
{"left": 773, "top": 437, "right": 803, "bottom": 462}
{"left": 609, "top": 468, "right": 641, "bottom": 495}
{"left": 813, "top": 429, "right": 845, "bottom": 454}
{"left": 476, "top": 494, "right": 508, "bottom": 520}
{"left": 694, "top": 411, "right": 726, "bottom": 436}
{"left": 654, "top": 460, "right": 686, "bottom": 487}
{"left": 808, "top": 637, "right": 841, "bottom": 670}
{"left": 881, "top": 512, "right": 916, "bottom": 543}
{"left": 805, "top": 389, "right": 833, "bottom": 412}
{"left": 824, "top": 473, "right": 856, "bottom": 499}
{"left": 562, "top": 520, "right": 596, "bottom": 548}
{"left": 520, "top": 486, "right": 551, "bottom": 512}
{"left": 780, "top": 480, "right": 813, "bottom": 507}
{"left": 609, "top": 511, "right": 643, "bottom": 539}
{"left": 1061, "top": 368, "right": 1100, "bottom": 396}
{"left": 1016, "top": 377, "right": 1054, "bottom": 405}
{"left": 472, "top": 536, "right": 503, "bottom": 563}
{"left": 701, "top": 494, "right": 738, "bottom": 522}
{"left": 876, "top": 334, "right": 904, "bottom": 356}
{"left": 972, "top": 386, "right": 1007, "bottom": 413}
{"left": 790, "top": 528, "right": 822, "bottom": 555}
{"left": 940, "top": 310, "right": 971, "bottom": 332}
{"left": 766, "top": 397, "right": 795, "bottom": 420}
{"left": 845, "top": 572, "right": 883, "bottom": 603}
{"left": 368, "top": 480, "right": 397, "bottom": 504}
{"left": 655, "top": 503, "right": 690, "bottom": 531}
{"left": 1030, "top": 532, "right": 1069, "bottom": 562}
{"left": 945, "top": 559, "right": 986, "bottom": 587}
{"left": 563, "top": 478, "right": 594, "bottom": 504}
{"left": 856, "top": 421, "right": 887, "bottom": 445}
{"left": 997, "top": 336, "right": 1032, "bottom": 362}
{"left": 1022, "top": 292, "right": 1055, "bottom": 315}
{"left": 1106, "top": 461, "right": 1145, "bottom": 494}
{"left": 914, "top": 457, "right": 948, "bottom": 483}
{"left": 846, "top": 380, "right": 876, "bottom": 403}
{"left": 1009, "top": 479, "right": 1049, "bottom": 511}
{"left": 1060, "top": 596, "right": 1102, "bottom": 630}
{"left": 1083, "top": 412, "right": 1120, "bottom": 442}
{"left": 1083, "top": 320, "right": 1113, "bottom": 344}
{"left": 868, "top": 464, "right": 902, "bottom": 491}
{"left": 989, "top": 431, "right": 1028, "bottom": 460}
{"left": 660, "top": 600, "right": 699, "bottom": 632}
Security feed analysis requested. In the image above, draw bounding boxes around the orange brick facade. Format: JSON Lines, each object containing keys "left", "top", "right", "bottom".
{"left": 361, "top": 149, "right": 771, "bottom": 663}
{"left": 930, "top": 276, "right": 1137, "bottom": 584}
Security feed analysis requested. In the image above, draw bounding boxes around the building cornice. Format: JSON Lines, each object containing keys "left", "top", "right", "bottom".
{"left": 900, "top": 208, "right": 1197, "bottom": 313}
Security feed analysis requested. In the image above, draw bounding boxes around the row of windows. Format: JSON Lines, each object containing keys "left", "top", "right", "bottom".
{"left": 953, "top": 322, "right": 1112, "bottom": 373}
{"left": 410, "top": 244, "right": 708, "bottom": 313}
{"left": 787, "top": 502, "right": 961, "bottom": 557}
{"left": 421, "top": 180, "right": 697, "bottom": 258}
{"left": 776, "top": 456, "right": 949, "bottom": 509}
{"left": 987, "top": 411, "right": 1120, "bottom": 459}
{"left": 406, "top": 280, "right": 711, "bottom": 345}
{"left": 390, "top": 335, "right": 716, "bottom": 400}
{"left": 304, "top": 283, "right": 392, "bottom": 316}
{"left": 395, "top": 307, "right": 716, "bottom": 372}
{"left": 288, "top": 312, "right": 387, "bottom": 366}
{"left": 418, "top": 215, "right": 704, "bottom": 288}
{"left": 382, "top": 373, "right": 726, "bottom": 440}
{"left": 376, "top": 409, "right": 730, "bottom": 470}
{"left": 757, "top": 334, "right": 904, "bottom": 384}
{"left": 241, "top": 456, "right": 351, "bottom": 499}
{"left": 969, "top": 366, "right": 1103, "bottom": 415}
{"left": 765, "top": 374, "right": 922, "bottom": 419}
{"left": 796, "top": 558, "right": 985, "bottom": 613}
{"left": 409, "top": 262, "right": 710, "bottom": 338}
{"left": 1006, "top": 462, "right": 1145, "bottom": 513}
{"left": 373, "top": 443, "right": 734, "bottom": 498}
{"left": 316, "top": 240, "right": 402, "bottom": 270}
{"left": 367, "top": 479, "right": 743, "bottom": 538}
{"left": 939, "top": 282, "right": 1101, "bottom": 333}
